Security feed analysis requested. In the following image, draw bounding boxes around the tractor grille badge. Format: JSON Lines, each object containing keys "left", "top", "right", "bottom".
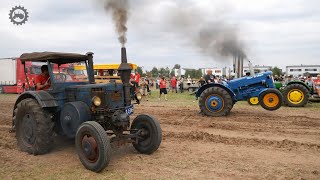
{"left": 9, "top": 6, "right": 29, "bottom": 25}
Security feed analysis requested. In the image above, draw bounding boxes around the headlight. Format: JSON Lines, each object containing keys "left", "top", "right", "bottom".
{"left": 92, "top": 96, "right": 102, "bottom": 106}
{"left": 136, "top": 92, "right": 142, "bottom": 101}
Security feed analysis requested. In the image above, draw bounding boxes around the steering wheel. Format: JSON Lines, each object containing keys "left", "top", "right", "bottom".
{"left": 55, "top": 73, "right": 67, "bottom": 82}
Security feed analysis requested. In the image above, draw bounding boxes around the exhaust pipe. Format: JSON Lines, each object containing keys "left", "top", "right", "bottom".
{"left": 118, "top": 47, "right": 132, "bottom": 106}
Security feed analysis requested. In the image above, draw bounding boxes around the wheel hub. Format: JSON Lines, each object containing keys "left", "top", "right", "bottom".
{"left": 205, "top": 95, "right": 224, "bottom": 113}
{"left": 289, "top": 90, "right": 303, "bottom": 103}
{"left": 263, "top": 93, "right": 279, "bottom": 108}
{"left": 81, "top": 135, "right": 98, "bottom": 163}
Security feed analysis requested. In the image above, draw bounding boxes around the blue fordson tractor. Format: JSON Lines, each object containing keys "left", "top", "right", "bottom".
{"left": 11, "top": 48, "right": 162, "bottom": 172}
{"left": 196, "top": 71, "right": 283, "bottom": 116}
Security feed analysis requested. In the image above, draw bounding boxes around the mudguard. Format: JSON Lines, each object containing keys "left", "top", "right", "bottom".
{"left": 287, "top": 81, "right": 311, "bottom": 92}
{"left": 13, "top": 91, "right": 58, "bottom": 111}
{"left": 196, "top": 83, "right": 236, "bottom": 101}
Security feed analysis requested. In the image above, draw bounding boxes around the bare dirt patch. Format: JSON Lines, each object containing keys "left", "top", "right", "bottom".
{"left": 0, "top": 94, "right": 319, "bottom": 179}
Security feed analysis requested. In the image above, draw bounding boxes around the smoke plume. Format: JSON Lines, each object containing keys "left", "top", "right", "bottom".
{"left": 103, "top": 0, "right": 129, "bottom": 47}
{"left": 163, "top": 4, "right": 247, "bottom": 59}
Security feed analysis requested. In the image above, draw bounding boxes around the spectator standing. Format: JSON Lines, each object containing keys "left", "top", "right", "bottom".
{"left": 145, "top": 76, "right": 151, "bottom": 94}
{"left": 179, "top": 77, "right": 184, "bottom": 93}
{"left": 156, "top": 77, "right": 160, "bottom": 89}
{"left": 170, "top": 76, "right": 178, "bottom": 93}
{"left": 305, "top": 75, "right": 315, "bottom": 89}
{"left": 159, "top": 77, "right": 168, "bottom": 101}
{"left": 135, "top": 71, "right": 141, "bottom": 87}
{"left": 314, "top": 74, "right": 320, "bottom": 96}
{"left": 198, "top": 77, "right": 206, "bottom": 87}
{"left": 187, "top": 75, "right": 192, "bottom": 86}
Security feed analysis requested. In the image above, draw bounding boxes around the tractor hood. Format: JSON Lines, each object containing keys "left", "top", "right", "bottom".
{"left": 65, "top": 82, "right": 124, "bottom": 109}
{"left": 228, "top": 71, "right": 275, "bottom": 90}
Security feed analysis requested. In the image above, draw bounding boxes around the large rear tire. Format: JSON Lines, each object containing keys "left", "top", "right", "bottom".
{"left": 259, "top": 89, "right": 283, "bottom": 111}
{"left": 75, "top": 121, "right": 111, "bottom": 172}
{"left": 14, "top": 98, "right": 54, "bottom": 155}
{"left": 199, "top": 87, "right": 233, "bottom": 116}
{"left": 283, "top": 84, "right": 309, "bottom": 107}
{"left": 131, "top": 115, "right": 162, "bottom": 154}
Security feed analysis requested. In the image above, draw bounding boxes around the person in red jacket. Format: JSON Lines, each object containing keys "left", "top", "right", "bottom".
{"left": 135, "top": 71, "right": 140, "bottom": 86}
{"left": 314, "top": 74, "right": 320, "bottom": 96}
{"left": 35, "top": 65, "right": 50, "bottom": 90}
{"left": 170, "top": 76, "right": 177, "bottom": 93}
{"left": 159, "top": 76, "right": 168, "bottom": 101}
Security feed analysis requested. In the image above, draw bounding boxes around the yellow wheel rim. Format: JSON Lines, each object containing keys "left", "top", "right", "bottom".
{"left": 263, "top": 93, "right": 280, "bottom": 108}
{"left": 287, "top": 89, "right": 304, "bottom": 104}
{"left": 249, "top": 97, "right": 259, "bottom": 105}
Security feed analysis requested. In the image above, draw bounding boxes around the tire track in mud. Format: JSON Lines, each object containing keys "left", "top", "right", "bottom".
{"left": 163, "top": 131, "right": 320, "bottom": 151}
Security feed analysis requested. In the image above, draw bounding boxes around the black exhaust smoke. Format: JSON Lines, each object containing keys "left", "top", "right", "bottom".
{"left": 118, "top": 47, "right": 132, "bottom": 106}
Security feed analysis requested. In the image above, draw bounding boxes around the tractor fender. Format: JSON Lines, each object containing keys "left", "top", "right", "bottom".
{"left": 258, "top": 88, "right": 283, "bottom": 98}
{"left": 287, "top": 81, "right": 311, "bottom": 92}
{"left": 13, "top": 91, "right": 58, "bottom": 113}
{"left": 196, "top": 83, "right": 236, "bottom": 101}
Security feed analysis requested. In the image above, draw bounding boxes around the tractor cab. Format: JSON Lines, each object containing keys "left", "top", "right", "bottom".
{"left": 12, "top": 50, "right": 162, "bottom": 172}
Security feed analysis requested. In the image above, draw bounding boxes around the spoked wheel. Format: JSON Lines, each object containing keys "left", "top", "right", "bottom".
{"left": 259, "top": 89, "right": 283, "bottom": 111}
{"left": 14, "top": 98, "right": 54, "bottom": 155}
{"left": 199, "top": 87, "right": 233, "bottom": 116}
{"left": 75, "top": 121, "right": 111, "bottom": 172}
{"left": 248, "top": 97, "right": 259, "bottom": 105}
{"left": 283, "top": 84, "right": 309, "bottom": 107}
{"left": 131, "top": 115, "right": 162, "bottom": 154}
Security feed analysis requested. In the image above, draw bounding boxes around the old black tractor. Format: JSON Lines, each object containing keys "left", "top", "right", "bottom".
{"left": 11, "top": 49, "right": 162, "bottom": 172}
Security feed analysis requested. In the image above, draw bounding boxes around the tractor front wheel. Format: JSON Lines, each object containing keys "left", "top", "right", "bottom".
{"left": 14, "top": 98, "right": 54, "bottom": 155}
{"left": 199, "top": 87, "right": 233, "bottom": 116}
{"left": 75, "top": 121, "right": 111, "bottom": 172}
{"left": 283, "top": 84, "right": 309, "bottom": 107}
{"left": 131, "top": 115, "right": 162, "bottom": 154}
{"left": 248, "top": 97, "right": 259, "bottom": 105}
{"left": 259, "top": 89, "right": 283, "bottom": 111}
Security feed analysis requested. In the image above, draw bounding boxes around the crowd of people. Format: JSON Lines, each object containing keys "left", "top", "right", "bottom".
{"left": 128, "top": 69, "right": 320, "bottom": 102}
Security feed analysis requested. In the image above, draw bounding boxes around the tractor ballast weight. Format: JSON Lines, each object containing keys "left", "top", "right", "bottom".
{"left": 197, "top": 71, "right": 283, "bottom": 116}
{"left": 11, "top": 50, "right": 162, "bottom": 172}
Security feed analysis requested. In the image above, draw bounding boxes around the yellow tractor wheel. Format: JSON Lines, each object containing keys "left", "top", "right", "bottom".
{"left": 248, "top": 97, "right": 259, "bottom": 105}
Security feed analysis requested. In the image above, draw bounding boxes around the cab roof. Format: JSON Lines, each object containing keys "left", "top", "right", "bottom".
{"left": 20, "top": 52, "right": 90, "bottom": 64}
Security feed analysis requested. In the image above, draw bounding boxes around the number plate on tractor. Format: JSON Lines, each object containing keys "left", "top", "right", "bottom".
{"left": 125, "top": 105, "right": 134, "bottom": 115}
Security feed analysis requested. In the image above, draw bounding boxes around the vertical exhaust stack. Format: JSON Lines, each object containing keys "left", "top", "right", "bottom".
{"left": 118, "top": 47, "right": 132, "bottom": 106}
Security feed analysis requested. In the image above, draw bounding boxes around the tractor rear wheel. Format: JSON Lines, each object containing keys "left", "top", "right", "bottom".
{"left": 14, "top": 98, "right": 54, "bottom": 155}
{"left": 248, "top": 97, "right": 259, "bottom": 105}
{"left": 259, "top": 89, "right": 283, "bottom": 111}
{"left": 131, "top": 115, "right": 162, "bottom": 154}
{"left": 75, "top": 121, "right": 111, "bottom": 172}
{"left": 199, "top": 87, "right": 233, "bottom": 116}
{"left": 283, "top": 84, "right": 309, "bottom": 107}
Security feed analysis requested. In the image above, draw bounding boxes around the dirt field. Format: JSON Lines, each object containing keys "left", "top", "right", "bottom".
{"left": 0, "top": 94, "right": 320, "bottom": 179}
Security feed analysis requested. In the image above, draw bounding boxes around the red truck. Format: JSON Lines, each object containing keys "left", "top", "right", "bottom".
{"left": 0, "top": 58, "right": 41, "bottom": 94}
{"left": 0, "top": 58, "right": 80, "bottom": 94}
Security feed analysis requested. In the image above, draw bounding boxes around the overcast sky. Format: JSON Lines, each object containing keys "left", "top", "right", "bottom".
{"left": 0, "top": 0, "right": 319, "bottom": 71}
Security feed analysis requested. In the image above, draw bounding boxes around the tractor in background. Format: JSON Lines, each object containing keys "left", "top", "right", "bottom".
{"left": 196, "top": 71, "right": 283, "bottom": 116}
{"left": 11, "top": 49, "right": 162, "bottom": 172}
{"left": 249, "top": 80, "right": 311, "bottom": 107}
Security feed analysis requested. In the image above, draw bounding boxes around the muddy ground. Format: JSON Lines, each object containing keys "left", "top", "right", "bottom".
{"left": 0, "top": 94, "right": 320, "bottom": 179}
